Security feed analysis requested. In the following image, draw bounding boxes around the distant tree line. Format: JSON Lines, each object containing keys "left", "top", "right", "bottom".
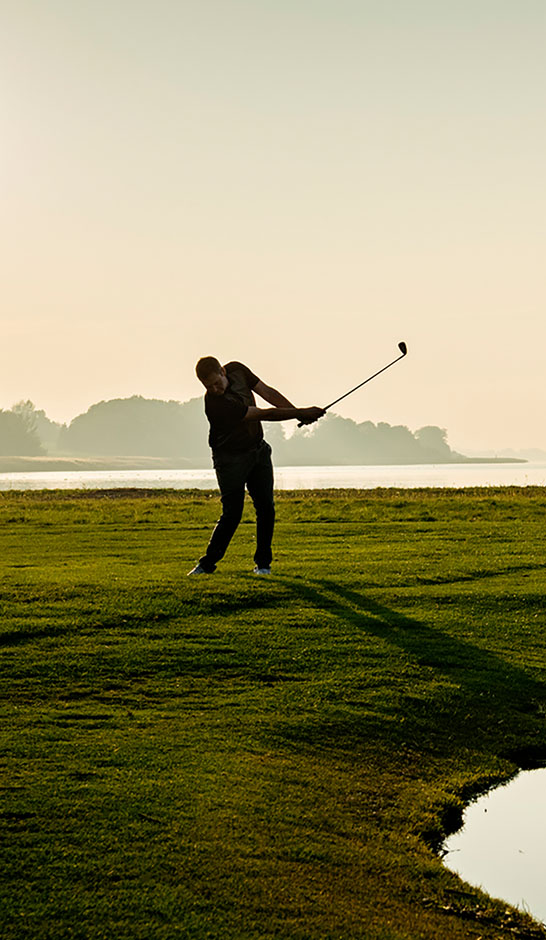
{"left": 1, "top": 396, "right": 466, "bottom": 465}
{"left": 267, "top": 415, "right": 460, "bottom": 465}
{"left": 58, "top": 396, "right": 209, "bottom": 462}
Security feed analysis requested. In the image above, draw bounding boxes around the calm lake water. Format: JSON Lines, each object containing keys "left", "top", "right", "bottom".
{"left": 443, "top": 768, "right": 546, "bottom": 925}
{"left": 1, "top": 462, "right": 546, "bottom": 491}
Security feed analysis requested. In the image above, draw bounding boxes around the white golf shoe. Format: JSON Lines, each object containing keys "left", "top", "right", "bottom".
{"left": 187, "top": 564, "right": 210, "bottom": 576}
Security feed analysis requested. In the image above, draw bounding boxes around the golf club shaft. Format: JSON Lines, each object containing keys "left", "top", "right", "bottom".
{"left": 324, "top": 351, "right": 406, "bottom": 410}
{"left": 297, "top": 343, "right": 407, "bottom": 428}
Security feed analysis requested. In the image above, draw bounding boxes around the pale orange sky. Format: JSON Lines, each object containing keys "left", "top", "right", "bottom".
{"left": 2, "top": 1, "right": 545, "bottom": 451}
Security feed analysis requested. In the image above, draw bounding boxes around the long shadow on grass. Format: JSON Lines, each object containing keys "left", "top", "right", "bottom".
{"left": 416, "top": 560, "right": 546, "bottom": 586}
{"left": 0, "top": 587, "right": 282, "bottom": 648}
{"left": 278, "top": 577, "right": 546, "bottom": 766}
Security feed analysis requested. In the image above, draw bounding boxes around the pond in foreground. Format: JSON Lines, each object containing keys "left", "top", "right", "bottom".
{"left": 442, "top": 768, "right": 546, "bottom": 925}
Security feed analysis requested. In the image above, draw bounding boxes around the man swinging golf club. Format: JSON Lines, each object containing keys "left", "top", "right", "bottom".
{"left": 188, "top": 358, "right": 325, "bottom": 576}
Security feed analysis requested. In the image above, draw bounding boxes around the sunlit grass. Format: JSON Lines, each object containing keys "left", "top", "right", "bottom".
{"left": 1, "top": 488, "right": 546, "bottom": 939}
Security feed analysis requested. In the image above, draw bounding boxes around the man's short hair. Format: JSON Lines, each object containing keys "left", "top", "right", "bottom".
{"left": 196, "top": 357, "right": 222, "bottom": 382}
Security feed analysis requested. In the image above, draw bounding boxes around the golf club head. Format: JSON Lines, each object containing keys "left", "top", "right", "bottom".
{"left": 398, "top": 341, "right": 407, "bottom": 356}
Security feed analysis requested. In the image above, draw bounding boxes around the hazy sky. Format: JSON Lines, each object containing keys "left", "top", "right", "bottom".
{"left": 2, "top": 0, "right": 545, "bottom": 451}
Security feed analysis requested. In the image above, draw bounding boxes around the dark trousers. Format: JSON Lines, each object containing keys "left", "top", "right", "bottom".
{"left": 199, "top": 441, "right": 275, "bottom": 572}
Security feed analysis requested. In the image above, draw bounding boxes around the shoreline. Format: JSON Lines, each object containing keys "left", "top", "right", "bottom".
{"left": 0, "top": 455, "right": 528, "bottom": 473}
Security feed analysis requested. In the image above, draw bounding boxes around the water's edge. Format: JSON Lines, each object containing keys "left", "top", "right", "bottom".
{"left": 1, "top": 461, "right": 546, "bottom": 491}
{"left": 440, "top": 763, "right": 546, "bottom": 928}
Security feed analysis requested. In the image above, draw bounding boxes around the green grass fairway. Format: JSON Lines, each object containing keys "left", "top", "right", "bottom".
{"left": 2, "top": 488, "right": 546, "bottom": 940}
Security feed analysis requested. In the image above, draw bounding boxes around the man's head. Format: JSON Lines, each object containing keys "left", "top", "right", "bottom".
{"left": 195, "top": 357, "right": 228, "bottom": 396}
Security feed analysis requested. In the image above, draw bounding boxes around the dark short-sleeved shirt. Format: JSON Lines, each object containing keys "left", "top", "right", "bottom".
{"left": 205, "top": 361, "right": 263, "bottom": 456}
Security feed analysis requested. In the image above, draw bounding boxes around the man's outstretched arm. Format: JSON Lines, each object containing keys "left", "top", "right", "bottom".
{"left": 244, "top": 405, "right": 325, "bottom": 425}
{"left": 253, "top": 379, "right": 295, "bottom": 409}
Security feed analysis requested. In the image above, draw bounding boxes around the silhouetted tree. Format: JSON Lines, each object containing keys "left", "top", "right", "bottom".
{"left": 11, "top": 400, "right": 64, "bottom": 452}
{"left": 414, "top": 426, "right": 453, "bottom": 461}
{"left": 0, "top": 410, "right": 45, "bottom": 456}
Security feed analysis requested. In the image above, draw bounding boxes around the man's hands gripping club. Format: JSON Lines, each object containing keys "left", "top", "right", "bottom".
{"left": 297, "top": 406, "right": 326, "bottom": 426}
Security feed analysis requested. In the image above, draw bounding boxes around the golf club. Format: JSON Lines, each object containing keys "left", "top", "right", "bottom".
{"left": 298, "top": 341, "right": 408, "bottom": 427}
